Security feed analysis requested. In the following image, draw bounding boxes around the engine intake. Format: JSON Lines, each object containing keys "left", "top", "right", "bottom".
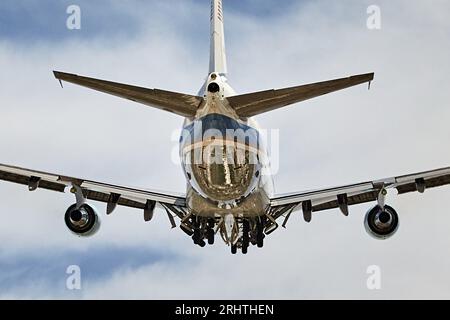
{"left": 364, "top": 205, "right": 399, "bottom": 240}
{"left": 65, "top": 203, "right": 100, "bottom": 237}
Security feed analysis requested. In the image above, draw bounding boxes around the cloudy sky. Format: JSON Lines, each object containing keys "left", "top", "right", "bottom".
{"left": 1, "top": 0, "right": 450, "bottom": 299}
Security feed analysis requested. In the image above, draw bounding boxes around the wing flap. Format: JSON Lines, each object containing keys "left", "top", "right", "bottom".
{"left": 53, "top": 71, "right": 203, "bottom": 118}
{"left": 396, "top": 174, "right": 450, "bottom": 194}
{"left": 0, "top": 169, "right": 66, "bottom": 192}
{"left": 312, "top": 191, "right": 379, "bottom": 212}
{"left": 227, "top": 73, "right": 374, "bottom": 118}
{"left": 82, "top": 189, "right": 146, "bottom": 210}
{"left": 393, "top": 167, "right": 450, "bottom": 194}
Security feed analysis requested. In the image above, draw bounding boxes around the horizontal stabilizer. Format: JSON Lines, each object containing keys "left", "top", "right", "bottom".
{"left": 53, "top": 71, "right": 203, "bottom": 117}
{"left": 227, "top": 73, "right": 374, "bottom": 118}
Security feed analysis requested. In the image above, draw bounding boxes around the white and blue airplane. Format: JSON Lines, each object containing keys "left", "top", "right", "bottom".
{"left": 1, "top": 0, "right": 450, "bottom": 254}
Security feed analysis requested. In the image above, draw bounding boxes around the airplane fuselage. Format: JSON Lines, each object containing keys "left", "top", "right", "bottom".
{"left": 180, "top": 73, "right": 274, "bottom": 219}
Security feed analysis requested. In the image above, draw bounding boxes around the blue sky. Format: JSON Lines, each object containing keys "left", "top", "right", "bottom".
{"left": 0, "top": 246, "right": 176, "bottom": 296}
{"left": 1, "top": 0, "right": 450, "bottom": 299}
{"left": 0, "top": 0, "right": 301, "bottom": 43}
{"left": 1, "top": 0, "right": 146, "bottom": 42}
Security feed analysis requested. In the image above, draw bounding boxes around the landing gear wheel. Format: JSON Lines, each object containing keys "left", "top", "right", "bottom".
{"left": 242, "top": 220, "right": 250, "bottom": 247}
{"left": 193, "top": 228, "right": 201, "bottom": 245}
{"left": 256, "top": 219, "right": 265, "bottom": 248}
{"left": 242, "top": 245, "right": 248, "bottom": 254}
{"left": 257, "top": 235, "right": 264, "bottom": 248}
{"left": 197, "top": 239, "right": 206, "bottom": 247}
{"left": 207, "top": 228, "right": 215, "bottom": 245}
{"left": 231, "top": 244, "right": 237, "bottom": 255}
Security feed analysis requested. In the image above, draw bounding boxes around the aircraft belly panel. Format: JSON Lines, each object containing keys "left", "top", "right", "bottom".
{"left": 186, "top": 186, "right": 270, "bottom": 218}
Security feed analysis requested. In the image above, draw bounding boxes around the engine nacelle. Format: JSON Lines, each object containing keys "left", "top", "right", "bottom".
{"left": 364, "top": 205, "right": 399, "bottom": 240}
{"left": 64, "top": 203, "right": 100, "bottom": 237}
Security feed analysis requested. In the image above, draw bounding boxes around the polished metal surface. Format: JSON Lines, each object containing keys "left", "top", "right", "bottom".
{"left": 188, "top": 143, "right": 258, "bottom": 202}
{"left": 181, "top": 108, "right": 268, "bottom": 214}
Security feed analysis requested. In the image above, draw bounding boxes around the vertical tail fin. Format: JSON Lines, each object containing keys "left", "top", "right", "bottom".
{"left": 209, "top": 0, "right": 228, "bottom": 75}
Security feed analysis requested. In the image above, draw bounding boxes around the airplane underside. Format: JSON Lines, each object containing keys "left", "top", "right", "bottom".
{"left": 170, "top": 209, "right": 274, "bottom": 254}
{"left": 162, "top": 174, "right": 301, "bottom": 254}
{"left": 157, "top": 184, "right": 273, "bottom": 254}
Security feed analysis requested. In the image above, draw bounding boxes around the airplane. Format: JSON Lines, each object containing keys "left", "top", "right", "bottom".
{"left": 1, "top": 0, "right": 450, "bottom": 254}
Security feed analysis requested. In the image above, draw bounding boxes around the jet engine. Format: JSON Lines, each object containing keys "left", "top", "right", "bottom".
{"left": 64, "top": 203, "right": 100, "bottom": 237}
{"left": 364, "top": 205, "right": 399, "bottom": 240}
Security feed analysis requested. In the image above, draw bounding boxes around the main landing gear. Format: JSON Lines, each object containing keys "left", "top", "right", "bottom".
{"left": 231, "top": 217, "right": 265, "bottom": 255}
{"left": 184, "top": 214, "right": 267, "bottom": 254}
{"left": 191, "top": 217, "right": 216, "bottom": 248}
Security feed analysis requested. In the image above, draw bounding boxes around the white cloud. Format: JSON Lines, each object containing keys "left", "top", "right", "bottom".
{"left": 0, "top": 0, "right": 450, "bottom": 299}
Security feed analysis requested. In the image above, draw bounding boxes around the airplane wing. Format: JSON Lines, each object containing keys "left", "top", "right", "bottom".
{"left": 269, "top": 166, "right": 450, "bottom": 227}
{"left": 227, "top": 73, "right": 374, "bottom": 118}
{"left": 0, "top": 163, "right": 186, "bottom": 222}
{"left": 53, "top": 71, "right": 203, "bottom": 118}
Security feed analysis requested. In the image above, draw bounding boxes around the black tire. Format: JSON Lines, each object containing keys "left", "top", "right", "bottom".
{"left": 256, "top": 219, "right": 264, "bottom": 248}
{"left": 242, "top": 245, "right": 248, "bottom": 254}
{"left": 207, "top": 228, "right": 215, "bottom": 245}
{"left": 231, "top": 244, "right": 237, "bottom": 254}
{"left": 242, "top": 219, "right": 250, "bottom": 247}
{"left": 193, "top": 228, "right": 201, "bottom": 245}
{"left": 198, "top": 239, "right": 206, "bottom": 248}
{"left": 256, "top": 231, "right": 264, "bottom": 248}
{"left": 180, "top": 224, "right": 194, "bottom": 237}
{"left": 256, "top": 239, "right": 264, "bottom": 248}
